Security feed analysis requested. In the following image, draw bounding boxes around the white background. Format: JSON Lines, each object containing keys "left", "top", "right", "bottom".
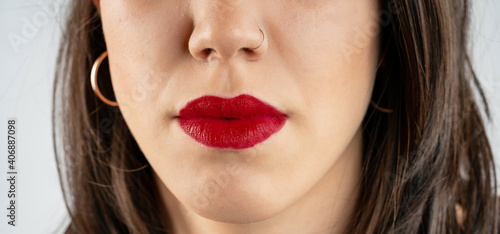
{"left": 0, "top": 0, "right": 499, "bottom": 233}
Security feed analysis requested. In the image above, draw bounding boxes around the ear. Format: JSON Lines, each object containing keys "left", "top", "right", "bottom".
{"left": 92, "top": 0, "right": 100, "bottom": 11}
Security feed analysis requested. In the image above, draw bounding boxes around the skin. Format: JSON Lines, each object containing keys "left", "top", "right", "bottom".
{"left": 94, "top": 0, "right": 382, "bottom": 233}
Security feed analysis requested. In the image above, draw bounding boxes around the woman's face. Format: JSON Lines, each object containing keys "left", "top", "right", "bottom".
{"left": 98, "top": 0, "right": 380, "bottom": 224}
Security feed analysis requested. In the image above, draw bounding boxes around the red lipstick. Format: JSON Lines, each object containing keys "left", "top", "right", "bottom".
{"left": 176, "top": 94, "right": 287, "bottom": 149}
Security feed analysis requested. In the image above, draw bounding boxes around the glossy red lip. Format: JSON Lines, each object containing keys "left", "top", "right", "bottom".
{"left": 176, "top": 94, "right": 287, "bottom": 149}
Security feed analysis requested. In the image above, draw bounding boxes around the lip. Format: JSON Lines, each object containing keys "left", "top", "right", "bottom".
{"left": 176, "top": 94, "right": 288, "bottom": 149}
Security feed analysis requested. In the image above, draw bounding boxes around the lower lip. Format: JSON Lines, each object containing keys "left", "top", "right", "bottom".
{"left": 177, "top": 116, "right": 287, "bottom": 149}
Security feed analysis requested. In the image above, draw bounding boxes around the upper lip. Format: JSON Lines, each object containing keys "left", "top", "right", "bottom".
{"left": 177, "top": 94, "right": 287, "bottom": 119}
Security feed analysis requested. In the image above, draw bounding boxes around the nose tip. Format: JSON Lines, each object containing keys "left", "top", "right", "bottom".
{"left": 188, "top": 25, "right": 268, "bottom": 63}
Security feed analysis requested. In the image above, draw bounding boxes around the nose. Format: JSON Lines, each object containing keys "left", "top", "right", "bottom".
{"left": 188, "top": 1, "right": 268, "bottom": 63}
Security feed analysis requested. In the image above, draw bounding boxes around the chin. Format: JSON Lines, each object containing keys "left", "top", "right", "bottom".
{"left": 179, "top": 176, "right": 290, "bottom": 224}
{"left": 189, "top": 195, "right": 283, "bottom": 224}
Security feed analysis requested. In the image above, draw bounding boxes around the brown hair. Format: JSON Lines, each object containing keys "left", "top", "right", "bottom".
{"left": 52, "top": 0, "right": 498, "bottom": 233}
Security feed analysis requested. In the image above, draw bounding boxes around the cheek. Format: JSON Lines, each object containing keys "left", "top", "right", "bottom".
{"left": 271, "top": 2, "right": 380, "bottom": 139}
{"left": 100, "top": 0, "right": 189, "bottom": 106}
{"left": 100, "top": 1, "right": 191, "bottom": 132}
{"left": 308, "top": 30, "right": 379, "bottom": 139}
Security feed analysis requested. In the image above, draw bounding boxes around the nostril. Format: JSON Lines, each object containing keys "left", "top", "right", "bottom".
{"left": 204, "top": 48, "right": 213, "bottom": 55}
{"left": 197, "top": 48, "right": 214, "bottom": 61}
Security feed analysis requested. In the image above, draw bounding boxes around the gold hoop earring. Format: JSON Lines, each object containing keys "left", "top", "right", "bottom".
{"left": 90, "top": 51, "right": 118, "bottom": 107}
{"left": 370, "top": 100, "right": 393, "bottom": 113}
